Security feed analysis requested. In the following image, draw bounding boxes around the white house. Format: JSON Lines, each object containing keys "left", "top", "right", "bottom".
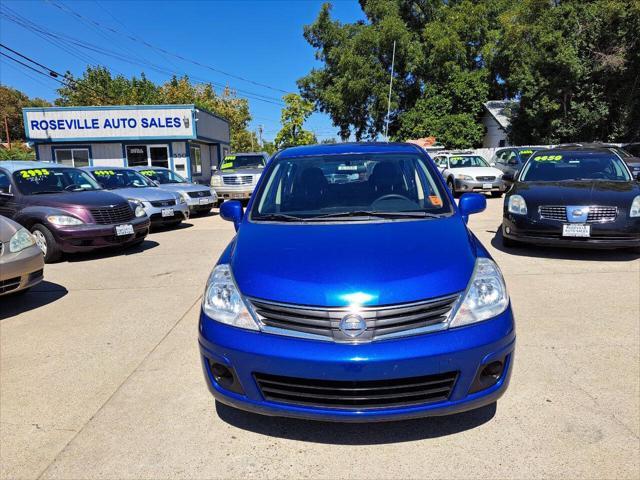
{"left": 481, "top": 100, "right": 517, "bottom": 148}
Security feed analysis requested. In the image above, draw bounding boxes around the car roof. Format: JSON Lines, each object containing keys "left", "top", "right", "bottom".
{"left": 532, "top": 147, "right": 617, "bottom": 156}
{"left": 277, "top": 142, "right": 423, "bottom": 159}
{"left": 0, "top": 161, "right": 65, "bottom": 173}
{"left": 230, "top": 152, "right": 268, "bottom": 156}
{"left": 84, "top": 166, "right": 132, "bottom": 171}
{"left": 131, "top": 166, "right": 168, "bottom": 170}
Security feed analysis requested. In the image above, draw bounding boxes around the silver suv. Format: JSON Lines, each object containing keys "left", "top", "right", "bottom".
{"left": 211, "top": 152, "right": 268, "bottom": 203}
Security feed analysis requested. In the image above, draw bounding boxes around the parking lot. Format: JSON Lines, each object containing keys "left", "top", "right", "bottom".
{"left": 1, "top": 198, "right": 638, "bottom": 479}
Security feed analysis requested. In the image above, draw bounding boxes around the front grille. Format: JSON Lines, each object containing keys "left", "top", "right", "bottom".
{"left": 254, "top": 371, "right": 458, "bottom": 410}
{"left": 250, "top": 294, "right": 459, "bottom": 342}
{"left": 539, "top": 206, "right": 567, "bottom": 221}
{"left": 539, "top": 205, "right": 618, "bottom": 223}
{"left": 187, "top": 190, "right": 212, "bottom": 198}
{"left": 476, "top": 176, "right": 496, "bottom": 181}
{"left": 0, "top": 276, "right": 21, "bottom": 294}
{"left": 587, "top": 206, "right": 617, "bottom": 223}
{"left": 149, "top": 199, "right": 176, "bottom": 207}
{"left": 89, "top": 204, "right": 135, "bottom": 225}
{"left": 223, "top": 175, "right": 253, "bottom": 185}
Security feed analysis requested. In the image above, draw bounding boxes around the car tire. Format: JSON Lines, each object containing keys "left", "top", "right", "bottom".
{"left": 491, "top": 192, "right": 503, "bottom": 198}
{"left": 31, "top": 224, "right": 62, "bottom": 263}
{"left": 446, "top": 178, "right": 458, "bottom": 197}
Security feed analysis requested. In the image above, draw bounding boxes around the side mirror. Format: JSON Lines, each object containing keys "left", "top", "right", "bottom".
{"left": 220, "top": 200, "right": 243, "bottom": 231}
{"left": 458, "top": 193, "right": 486, "bottom": 221}
{"left": 502, "top": 173, "right": 514, "bottom": 182}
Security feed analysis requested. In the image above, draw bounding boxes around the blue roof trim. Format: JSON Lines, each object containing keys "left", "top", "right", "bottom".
{"left": 276, "top": 142, "right": 424, "bottom": 158}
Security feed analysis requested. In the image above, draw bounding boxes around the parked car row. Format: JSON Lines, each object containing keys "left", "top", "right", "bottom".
{"left": 0, "top": 161, "right": 218, "bottom": 267}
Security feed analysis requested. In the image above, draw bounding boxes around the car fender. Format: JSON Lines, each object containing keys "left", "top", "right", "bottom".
{"left": 14, "top": 205, "right": 78, "bottom": 230}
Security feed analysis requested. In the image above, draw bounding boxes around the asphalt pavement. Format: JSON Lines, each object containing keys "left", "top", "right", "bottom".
{"left": 1, "top": 199, "right": 638, "bottom": 479}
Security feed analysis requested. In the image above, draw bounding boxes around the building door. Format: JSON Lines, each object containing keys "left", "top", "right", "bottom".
{"left": 126, "top": 145, "right": 169, "bottom": 168}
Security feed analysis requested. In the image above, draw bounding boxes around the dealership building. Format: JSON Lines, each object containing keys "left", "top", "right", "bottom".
{"left": 22, "top": 104, "right": 231, "bottom": 184}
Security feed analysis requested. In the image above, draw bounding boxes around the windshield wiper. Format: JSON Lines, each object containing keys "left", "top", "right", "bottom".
{"left": 32, "top": 190, "right": 63, "bottom": 195}
{"left": 306, "top": 210, "right": 444, "bottom": 220}
{"left": 253, "top": 213, "right": 306, "bottom": 222}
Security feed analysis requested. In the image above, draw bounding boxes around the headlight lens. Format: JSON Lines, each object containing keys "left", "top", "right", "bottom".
{"left": 449, "top": 258, "right": 509, "bottom": 328}
{"left": 47, "top": 215, "right": 84, "bottom": 226}
{"left": 630, "top": 195, "right": 640, "bottom": 218}
{"left": 128, "top": 199, "right": 146, "bottom": 217}
{"left": 507, "top": 195, "right": 528, "bottom": 215}
{"left": 202, "top": 264, "right": 259, "bottom": 330}
{"left": 9, "top": 227, "right": 36, "bottom": 253}
{"left": 456, "top": 174, "right": 474, "bottom": 181}
{"left": 211, "top": 176, "right": 222, "bottom": 186}
{"left": 179, "top": 192, "right": 188, "bottom": 204}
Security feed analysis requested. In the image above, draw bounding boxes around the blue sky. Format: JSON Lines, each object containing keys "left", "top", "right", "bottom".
{"left": 0, "top": 0, "right": 364, "bottom": 142}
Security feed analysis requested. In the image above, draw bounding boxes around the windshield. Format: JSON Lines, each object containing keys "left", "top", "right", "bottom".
{"left": 448, "top": 156, "right": 488, "bottom": 168}
{"left": 517, "top": 149, "right": 539, "bottom": 161}
{"left": 520, "top": 152, "right": 631, "bottom": 182}
{"left": 138, "top": 168, "right": 187, "bottom": 184}
{"left": 221, "top": 155, "right": 265, "bottom": 171}
{"left": 90, "top": 169, "right": 154, "bottom": 189}
{"left": 251, "top": 153, "right": 452, "bottom": 221}
{"left": 13, "top": 167, "right": 101, "bottom": 195}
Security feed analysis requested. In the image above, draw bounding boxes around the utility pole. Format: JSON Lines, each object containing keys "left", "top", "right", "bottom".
{"left": 384, "top": 40, "right": 396, "bottom": 141}
{"left": 3, "top": 115, "right": 11, "bottom": 149}
{"left": 258, "top": 124, "right": 263, "bottom": 148}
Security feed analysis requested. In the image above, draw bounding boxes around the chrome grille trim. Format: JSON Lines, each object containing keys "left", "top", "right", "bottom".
{"left": 222, "top": 175, "right": 253, "bottom": 186}
{"left": 539, "top": 205, "right": 618, "bottom": 223}
{"left": 476, "top": 176, "right": 496, "bottom": 181}
{"left": 149, "top": 199, "right": 177, "bottom": 207}
{"left": 248, "top": 294, "right": 460, "bottom": 343}
{"left": 89, "top": 204, "right": 135, "bottom": 225}
{"left": 187, "top": 190, "right": 212, "bottom": 198}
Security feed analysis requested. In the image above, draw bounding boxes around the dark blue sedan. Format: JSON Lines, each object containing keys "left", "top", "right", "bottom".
{"left": 502, "top": 148, "right": 640, "bottom": 251}
{"left": 199, "top": 142, "right": 515, "bottom": 421}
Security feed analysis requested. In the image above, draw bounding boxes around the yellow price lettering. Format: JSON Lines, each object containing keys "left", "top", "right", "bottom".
{"left": 221, "top": 162, "right": 233, "bottom": 169}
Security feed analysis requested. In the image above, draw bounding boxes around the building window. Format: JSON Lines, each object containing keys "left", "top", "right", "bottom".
{"left": 125, "top": 145, "right": 169, "bottom": 168}
{"left": 190, "top": 144, "right": 202, "bottom": 175}
{"left": 54, "top": 148, "right": 90, "bottom": 167}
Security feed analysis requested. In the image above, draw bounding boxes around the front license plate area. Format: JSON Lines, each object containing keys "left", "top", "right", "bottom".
{"left": 161, "top": 208, "right": 174, "bottom": 217}
{"left": 115, "top": 224, "right": 134, "bottom": 236}
{"left": 482, "top": 183, "right": 493, "bottom": 189}
{"left": 563, "top": 224, "right": 591, "bottom": 237}
{"left": 231, "top": 193, "right": 245, "bottom": 199}
{"left": 199, "top": 198, "right": 212, "bottom": 205}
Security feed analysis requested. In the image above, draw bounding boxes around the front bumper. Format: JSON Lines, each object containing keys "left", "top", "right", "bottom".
{"left": 52, "top": 216, "right": 150, "bottom": 253}
{"left": 185, "top": 195, "right": 217, "bottom": 213}
{"left": 211, "top": 184, "right": 255, "bottom": 201}
{"left": 503, "top": 214, "right": 640, "bottom": 249}
{"left": 455, "top": 178, "right": 506, "bottom": 193}
{"left": 0, "top": 244, "right": 44, "bottom": 295}
{"left": 199, "top": 308, "right": 515, "bottom": 422}
{"left": 142, "top": 202, "right": 189, "bottom": 225}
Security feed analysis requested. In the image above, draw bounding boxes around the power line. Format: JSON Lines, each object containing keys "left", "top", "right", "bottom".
{"left": 46, "top": 0, "right": 293, "bottom": 95}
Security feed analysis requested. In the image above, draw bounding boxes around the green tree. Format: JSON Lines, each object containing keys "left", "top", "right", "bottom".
{"left": 274, "top": 93, "right": 317, "bottom": 148}
{"left": 497, "top": 0, "right": 640, "bottom": 143}
{"left": 0, "top": 85, "right": 50, "bottom": 143}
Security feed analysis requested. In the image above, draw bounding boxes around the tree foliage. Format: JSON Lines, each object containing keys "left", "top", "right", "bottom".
{"left": 55, "top": 66, "right": 259, "bottom": 151}
{"left": 274, "top": 94, "right": 317, "bottom": 149}
{"left": 0, "top": 85, "right": 50, "bottom": 143}
{"left": 299, "top": 0, "right": 640, "bottom": 146}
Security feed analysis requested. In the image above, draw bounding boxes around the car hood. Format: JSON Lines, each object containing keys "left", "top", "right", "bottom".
{"left": 231, "top": 216, "right": 476, "bottom": 307}
{"left": 156, "top": 183, "right": 211, "bottom": 194}
{"left": 215, "top": 167, "right": 265, "bottom": 176}
{"left": 23, "top": 190, "right": 131, "bottom": 208}
{"left": 102, "top": 187, "right": 178, "bottom": 202}
{"left": 515, "top": 181, "right": 640, "bottom": 207}
{"left": 451, "top": 167, "right": 503, "bottom": 178}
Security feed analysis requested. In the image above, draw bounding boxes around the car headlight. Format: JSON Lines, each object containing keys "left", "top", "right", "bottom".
{"left": 630, "top": 195, "right": 640, "bottom": 217}
{"left": 128, "top": 199, "right": 146, "bottom": 217}
{"left": 179, "top": 192, "right": 188, "bottom": 204}
{"left": 9, "top": 227, "right": 36, "bottom": 253}
{"left": 202, "top": 264, "right": 259, "bottom": 331}
{"left": 47, "top": 215, "right": 84, "bottom": 226}
{"left": 449, "top": 258, "right": 509, "bottom": 328}
{"left": 456, "top": 174, "right": 474, "bottom": 181}
{"left": 211, "top": 176, "right": 222, "bottom": 186}
{"left": 507, "top": 195, "right": 528, "bottom": 215}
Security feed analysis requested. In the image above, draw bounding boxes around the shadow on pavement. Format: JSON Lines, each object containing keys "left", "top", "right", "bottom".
{"left": 151, "top": 222, "right": 194, "bottom": 233}
{"left": 0, "top": 280, "right": 68, "bottom": 320}
{"left": 491, "top": 225, "right": 639, "bottom": 262}
{"left": 65, "top": 239, "right": 159, "bottom": 263}
{"left": 215, "top": 401, "right": 496, "bottom": 445}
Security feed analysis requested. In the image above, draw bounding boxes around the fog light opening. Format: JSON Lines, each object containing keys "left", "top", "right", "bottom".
{"left": 469, "top": 357, "right": 507, "bottom": 394}
{"left": 208, "top": 361, "right": 245, "bottom": 395}
{"left": 481, "top": 361, "right": 504, "bottom": 380}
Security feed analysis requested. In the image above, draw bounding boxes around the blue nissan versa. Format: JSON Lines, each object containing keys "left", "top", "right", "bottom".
{"left": 199, "top": 143, "right": 515, "bottom": 421}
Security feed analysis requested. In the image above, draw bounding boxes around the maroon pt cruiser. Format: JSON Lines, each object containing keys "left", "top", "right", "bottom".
{"left": 0, "top": 161, "right": 150, "bottom": 263}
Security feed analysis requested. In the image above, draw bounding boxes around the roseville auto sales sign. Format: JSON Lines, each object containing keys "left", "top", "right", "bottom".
{"left": 23, "top": 106, "right": 196, "bottom": 141}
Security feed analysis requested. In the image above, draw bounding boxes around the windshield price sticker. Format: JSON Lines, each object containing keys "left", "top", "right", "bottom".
{"left": 93, "top": 170, "right": 115, "bottom": 176}
{"left": 450, "top": 156, "right": 464, "bottom": 160}
{"left": 224, "top": 155, "right": 236, "bottom": 161}
{"left": 519, "top": 149, "right": 533, "bottom": 154}
{"left": 221, "top": 162, "right": 234, "bottom": 169}
{"left": 19, "top": 169, "right": 51, "bottom": 179}
{"left": 429, "top": 195, "right": 443, "bottom": 207}
{"left": 139, "top": 170, "right": 156, "bottom": 176}
{"left": 534, "top": 155, "right": 563, "bottom": 162}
